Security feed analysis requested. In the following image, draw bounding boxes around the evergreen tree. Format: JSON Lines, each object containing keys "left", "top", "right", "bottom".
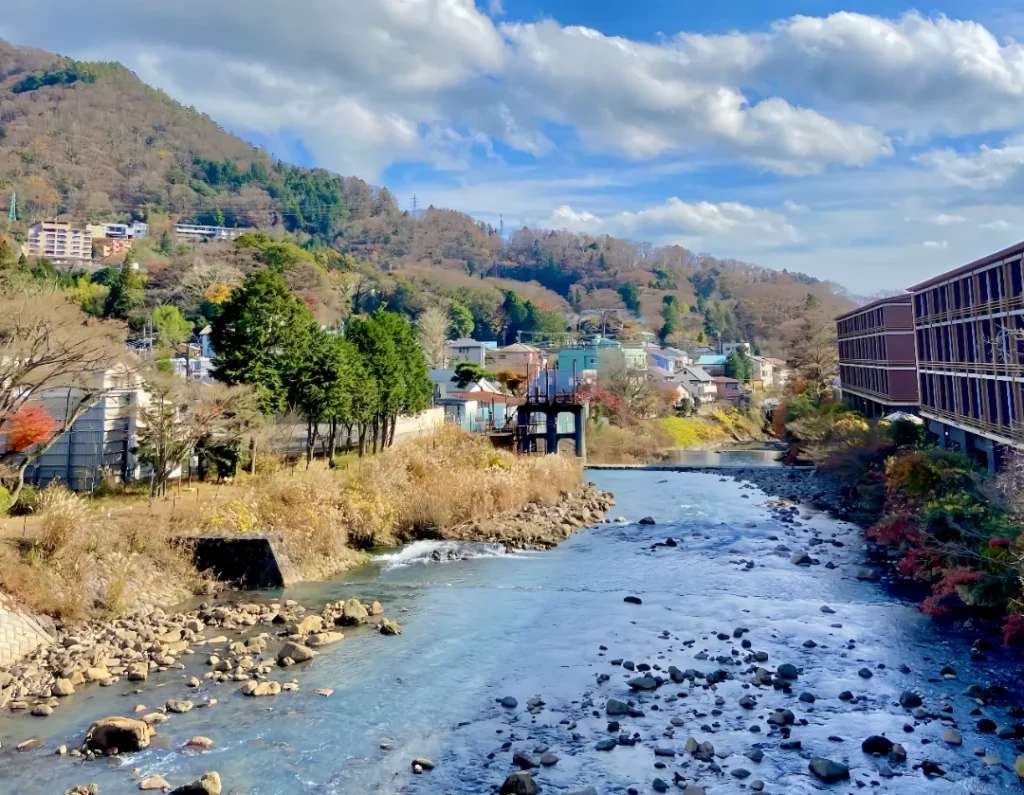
{"left": 210, "top": 268, "right": 318, "bottom": 414}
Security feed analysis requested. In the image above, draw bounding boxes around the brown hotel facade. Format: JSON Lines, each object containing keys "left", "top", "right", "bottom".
{"left": 835, "top": 295, "right": 919, "bottom": 418}
{"left": 908, "top": 242, "right": 1024, "bottom": 470}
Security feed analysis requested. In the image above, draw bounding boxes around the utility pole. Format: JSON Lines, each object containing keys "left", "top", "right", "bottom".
{"left": 7, "top": 191, "right": 15, "bottom": 222}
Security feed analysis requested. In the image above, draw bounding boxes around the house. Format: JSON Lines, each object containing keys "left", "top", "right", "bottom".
{"left": 621, "top": 344, "right": 648, "bottom": 372}
{"left": 95, "top": 237, "right": 134, "bottom": 259}
{"left": 488, "top": 342, "right": 544, "bottom": 380}
{"left": 722, "top": 342, "right": 752, "bottom": 357}
{"left": 555, "top": 337, "right": 621, "bottom": 378}
{"left": 711, "top": 376, "right": 743, "bottom": 405}
{"left": 429, "top": 368, "right": 517, "bottom": 432}
{"left": 20, "top": 364, "right": 143, "bottom": 491}
{"left": 445, "top": 338, "right": 490, "bottom": 367}
{"left": 175, "top": 223, "right": 248, "bottom": 243}
{"left": 749, "top": 356, "right": 774, "bottom": 390}
{"left": 23, "top": 221, "right": 93, "bottom": 268}
{"left": 766, "top": 358, "right": 792, "bottom": 388}
{"left": 648, "top": 346, "right": 691, "bottom": 375}
{"left": 696, "top": 354, "right": 727, "bottom": 376}
{"left": 677, "top": 366, "right": 718, "bottom": 411}
{"left": 87, "top": 221, "right": 148, "bottom": 240}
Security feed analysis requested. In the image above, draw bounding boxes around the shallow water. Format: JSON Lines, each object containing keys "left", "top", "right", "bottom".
{"left": 0, "top": 470, "right": 1022, "bottom": 793}
{"left": 666, "top": 449, "right": 783, "bottom": 467}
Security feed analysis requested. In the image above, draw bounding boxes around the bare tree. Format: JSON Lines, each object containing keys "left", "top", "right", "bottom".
{"left": 0, "top": 289, "right": 127, "bottom": 500}
{"left": 417, "top": 306, "right": 449, "bottom": 368}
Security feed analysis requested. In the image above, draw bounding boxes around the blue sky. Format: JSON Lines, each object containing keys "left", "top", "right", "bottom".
{"left": 4, "top": 1, "right": 1024, "bottom": 294}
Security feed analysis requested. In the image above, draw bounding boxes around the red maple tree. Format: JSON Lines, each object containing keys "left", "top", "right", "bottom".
{"left": 3, "top": 404, "right": 57, "bottom": 452}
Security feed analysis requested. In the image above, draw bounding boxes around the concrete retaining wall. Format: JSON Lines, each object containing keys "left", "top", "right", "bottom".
{"left": 0, "top": 594, "right": 52, "bottom": 668}
{"left": 184, "top": 534, "right": 299, "bottom": 589}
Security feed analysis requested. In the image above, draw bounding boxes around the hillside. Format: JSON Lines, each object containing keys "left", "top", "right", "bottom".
{"left": 0, "top": 39, "right": 853, "bottom": 352}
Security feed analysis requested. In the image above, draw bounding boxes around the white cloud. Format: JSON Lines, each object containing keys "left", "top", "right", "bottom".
{"left": 500, "top": 20, "right": 891, "bottom": 174}
{"left": 546, "top": 197, "right": 797, "bottom": 247}
{"left": 917, "top": 137, "right": 1024, "bottom": 190}
{"left": 930, "top": 213, "right": 967, "bottom": 225}
{"left": 922, "top": 240, "right": 949, "bottom": 248}
{"left": 983, "top": 219, "right": 1012, "bottom": 230}
{"left": 676, "top": 12, "right": 1024, "bottom": 137}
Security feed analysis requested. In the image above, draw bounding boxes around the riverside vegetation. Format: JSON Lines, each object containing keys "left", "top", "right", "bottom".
{"left": 774, "top": 391, "right": 1024, "bottom": 655}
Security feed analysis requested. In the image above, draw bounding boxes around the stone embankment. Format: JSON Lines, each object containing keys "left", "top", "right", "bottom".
{"left": 439, "top": 484, "right": 614, "bottom": 549}
{"left": 0, "top": 594, "right": 398, "bottom": 729}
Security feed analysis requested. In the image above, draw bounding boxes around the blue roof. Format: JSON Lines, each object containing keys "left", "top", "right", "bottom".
{"left": 697, "top": 354, "right": 727, "bottom": 365}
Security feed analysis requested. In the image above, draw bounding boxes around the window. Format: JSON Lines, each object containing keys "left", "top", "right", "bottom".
{"left": 1011, "top": 260, "right": 1023, "bottom": 298}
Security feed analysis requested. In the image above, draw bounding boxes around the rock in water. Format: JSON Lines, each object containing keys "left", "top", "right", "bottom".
{"left": 85, "top": 716, "right": 153, "bottom": 754}
{"left": 169, "top": 771, "right": 222, "bottom": 795}
{"left": 638, "top": 516, "right": 656, "bottom": 525}
{"left": 605, "top": 698, "right": 631, "bottom": 716}
{"left": 139, "top": 775, "right": 171, "bottom": 790}
{"left": 1014, "top": 754, "right": 1024, "bottom": 779}
{"left": 623, "top": 595, "right": 643, "bottom": 605}
{"left": 277, "top": 641, "right": 316, "bottom": 665}
{"left": 500, "top": 772, "right": 538, "bottom": 795}
{"left": 809, "top": 758, "right": 850, "bottom": 783}
{"left": 861, "top": 736, "right": 893, "bottom": 755}
{"left": 898, "top": 690, "right": 922, "bottom": 709}
{"left": 378, "top": 618, "right": 402, "bottom": 636}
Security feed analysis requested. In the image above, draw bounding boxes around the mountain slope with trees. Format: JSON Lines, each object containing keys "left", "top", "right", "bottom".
{"left": 0, "top": 38, "right": 853, "bottom": 354}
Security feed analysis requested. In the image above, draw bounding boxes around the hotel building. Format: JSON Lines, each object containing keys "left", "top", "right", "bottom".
{"left": 836, "top": 295, "right": 919, "bottom": 418}
{"left": 909, "top": 243, "right": 1024, "bottom": 470}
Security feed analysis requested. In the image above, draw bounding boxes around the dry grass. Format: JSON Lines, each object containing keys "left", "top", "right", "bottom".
{"left": 0, "top": 484, "right": 202, "bottom": 620}
{"left": 193, "top": 426, "right": 582, "bottom": 573}
{"left": 0, "top": 428, "right": 583, "bottom": 618}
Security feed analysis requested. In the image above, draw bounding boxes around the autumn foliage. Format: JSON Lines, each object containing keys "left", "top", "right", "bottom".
{"left": 2, "top": 404, "right": 57, "bottom": 452}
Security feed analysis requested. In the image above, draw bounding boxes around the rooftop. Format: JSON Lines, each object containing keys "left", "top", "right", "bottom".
{"left": 908, "top": 239, "right": 1024, "bottom": 292}
{"left": 835, "top": 292, "right": 912, "bottom": 321}
{"left": 697, "top": 354, "right": 727, "bottom": 365}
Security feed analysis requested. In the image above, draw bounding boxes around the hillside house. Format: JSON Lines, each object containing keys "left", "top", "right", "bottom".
{"left": 696, "top": 354, "right": 727, "bottom": 376}
{"left": 487, "top": 342, "right": 544, "bottom": 379}
{"left": 648, "top": 346, "right": 692, "bottom": 375}
{"left": 445, "top": 338, "right": 491, "bottom": 367}
{"left": 677, "top": 366, "right": 718, "bottom": 411}
{"left": 711, "top": 376, "right": 743, "bottom": 405}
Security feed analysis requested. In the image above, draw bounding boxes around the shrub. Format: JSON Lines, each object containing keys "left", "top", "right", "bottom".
{"left": 0, "top": 484, "right": 11, "bottom": 515}
{"left": 36, "top": 486, "right": 88, "bottom": 559}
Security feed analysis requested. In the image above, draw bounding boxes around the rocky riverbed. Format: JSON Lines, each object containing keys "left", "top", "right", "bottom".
{"left": 2, "top": 469, "right": 1023, "bottom": 793}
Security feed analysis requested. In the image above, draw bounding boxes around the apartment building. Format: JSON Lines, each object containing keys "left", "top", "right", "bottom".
{"left": 909, "top": 242, "right": 1024, "bottom": 470}
{"left": 836, "top": 295, "right": 919, "bottom": 418}
{"left": 23, "top": 221, "right": 93, "bottom": 268}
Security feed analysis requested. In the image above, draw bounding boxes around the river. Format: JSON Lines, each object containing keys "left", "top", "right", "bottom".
{"left": 0, "top": 469, "right": 1022, "bottom": 793}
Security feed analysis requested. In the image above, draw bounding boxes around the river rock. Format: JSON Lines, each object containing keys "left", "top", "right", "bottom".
{"left": 899, "top": 690, "right": 922, "bottom": 709}
{"left": 1015, "top": 754, "right": 1024, "bottom": 778}
{"left": 605, "top": 698, "right": 632, "bottom": 716}
{"left": 336, "top": 598, "right": 369, "bottom": 626}
{"left": 240, "top": 680, "right": 281, "bottom": 697}
{"left": 809, "top": 757, "right": 850, "bottom": 783}
{"left": 85, "top": 716, "right": 153, "bottom": 754}
{"left": 513, "top": 751, "right": 538, "bottom": 769}
{"left": 277, "top": 642, "right": 316, "bottom": 665}
{"left": 411, "top": 757, "right": 435, "bottom": 772}
{"left": 127, "top": 663, "right": 149, "bottom": 682}
{"left": 185, "top": 736, "right": 214, "bottom": 751}
{"left": 291, "top": 616, "right": 323, "bottom": 636}
{"left": 943, "top": 729, "right": 962, "bottom": 746}
{"left": 165, "top": 699, "right": 193, "bottom": 714}
{"left": 776, "top": 663, "right": 799, "bottom": 680}
{"left": 52, "top": 678, "right": 76, "bottom": 697}
{"left": 378, "top": 618, "right": 402, "bottom": 636}
{"left": 862, "top": 735, "right": 893, "bottom": 755}
{"left": 499, "top": 772, "right": 538, "bottom": 794}
{"left": 169, "top": 771, "right": 221, "bottom": 795}
{"left": 139, "top": 775, "right": 171, "bottom": 790}
{"left": 638, "top": 516, "right": 656, "bottom": 525}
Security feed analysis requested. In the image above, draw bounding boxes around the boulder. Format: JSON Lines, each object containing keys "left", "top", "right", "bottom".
{"left": 336, "top": 598, "right": 369, "bottom": 626}
{"left": 499, "top": 772, "right": 538, "bottom": 795}
{"left": 52, "top": 678, "right": 76, "bottom": 697}
{"left": 809, "top": 758, "right": 850, "bottom": 783}
{"left": 378, "top": 619, "right": 402, "bottom": 636}
{"left": 277, "top": 641, "right": 315, "bottom": 665}
{"left": 861, "top": 736, "right": 893, "bottom": 756}
{"left": 169, "top": 771, "right": 222, "bottom": 795}
{"left": 240, "top": 680, "right": 281, "bottom": 697}
{"left": 139, "top": 774, "right": 171, "bottom": 790}
{"left": 85, "top": 716, "right": 153, "bottom": 754}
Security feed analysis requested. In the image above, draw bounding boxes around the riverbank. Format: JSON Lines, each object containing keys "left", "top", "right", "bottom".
{"left": 2, "top": 469, "right": 1024, "bottom": 793}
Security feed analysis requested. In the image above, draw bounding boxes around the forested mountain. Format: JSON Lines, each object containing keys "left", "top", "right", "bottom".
{"left": 0, "top": 39, "right": 853, "bottom": 353}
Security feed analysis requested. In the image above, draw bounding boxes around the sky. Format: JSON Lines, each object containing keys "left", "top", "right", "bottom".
{"left": 4, "top": 1, "right": 1024, "bottom": 295}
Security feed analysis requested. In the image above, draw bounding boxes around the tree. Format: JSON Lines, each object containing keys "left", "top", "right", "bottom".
{"left": 725, "top": 349, "right": 753, "bottom": 383}
{"left": 137, "top": 371, "right": 261, "bottom": 496}
{"left": 618, "top": 282, "right": 641, "bottom": 314}
{"left": 2, "top": 404, "right": 57, "bottom": 453}
{"left": 152, "top": 305, "right": 193, "bottom": 348}
{"left": 288, "top": 331, "right": 359, "bottom": 467}
{"left": 448, "top": 302, "right": 474, "bottom": 339}
{"left": 452, "top": 361, "right": 495, "bottom": 389}
{"left": 102, "top": 262, "right": 145, "bottom": 320}
{"left": 787, "top": 307, "right": 838, "bottom": 400}
{"left": 659, "top": 295, "right": 681, "bottom": 344}
{"left": 0, "top": 289, "right": 126, "bottom": 502}
{"left": 211, "top": 268, "right": 319, "bottom": 415}
{"left": 418, "top": 306, "right": 449, "bottom": 368}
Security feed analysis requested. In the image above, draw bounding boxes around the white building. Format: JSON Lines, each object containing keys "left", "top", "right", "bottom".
{"left": 175, "top": 223, "right": 248, "bottom": 243}
{"left": 677, "top": 366, "right": 718, "bottom": 411}
{"left": 445, "top": 338, "right": 489, "bottom": 367}
{"left": 86, "top": 221, "right": 149, "bottom": 240}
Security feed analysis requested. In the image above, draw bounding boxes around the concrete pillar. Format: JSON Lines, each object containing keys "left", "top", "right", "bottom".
{"left": 545, "top": 410, "right": 558, "bottom": 455}
{"left": 574, "top": 407, "right": 585, "bottom": 458}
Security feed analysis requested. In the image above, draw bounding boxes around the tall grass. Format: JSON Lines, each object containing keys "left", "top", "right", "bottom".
{"left": 197, "top": 426, "right": 582, "bottom": 574}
